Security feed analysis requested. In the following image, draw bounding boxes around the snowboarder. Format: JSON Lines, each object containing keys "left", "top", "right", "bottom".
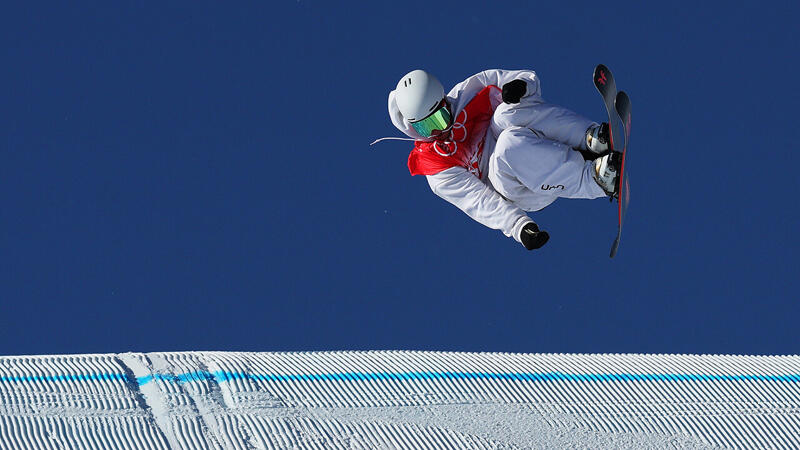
{"left": 380, "top": 69, "right": 621, "bottom": 250}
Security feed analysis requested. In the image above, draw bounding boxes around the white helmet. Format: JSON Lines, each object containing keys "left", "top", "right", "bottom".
{"left": 394, "top": 70, "right": 445, "bottom": 123}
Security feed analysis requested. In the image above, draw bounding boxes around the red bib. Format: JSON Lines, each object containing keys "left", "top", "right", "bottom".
{"left": 408, "top": 85, "right": 501, "bottom": 178}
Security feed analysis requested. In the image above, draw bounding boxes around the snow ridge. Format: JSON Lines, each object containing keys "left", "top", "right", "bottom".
{"left": 1, "top": 351, "right": 799, "bottom": 449}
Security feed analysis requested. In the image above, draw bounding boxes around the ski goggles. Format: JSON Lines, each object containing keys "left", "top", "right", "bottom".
{"left": 410, "top": 101, "right": 452, "bottom": 138}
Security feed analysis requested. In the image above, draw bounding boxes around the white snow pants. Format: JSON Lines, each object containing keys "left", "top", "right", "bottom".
{"left": 486, "top": 99, "right": 607, "bottom": 212}
{"left": 487, "top": 127, "right": 606, "bottom": 211}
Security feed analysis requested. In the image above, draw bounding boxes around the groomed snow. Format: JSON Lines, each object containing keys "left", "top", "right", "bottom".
{"left": 1, "top": 351, "right": 799, "bottom": 448}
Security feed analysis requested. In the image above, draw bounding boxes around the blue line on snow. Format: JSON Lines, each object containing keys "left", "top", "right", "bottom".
{"left": 2, "top": 370, "right": 800, "bottom": 387}
{"left": 133, "top": 370, "right": 800, "bottom": 386}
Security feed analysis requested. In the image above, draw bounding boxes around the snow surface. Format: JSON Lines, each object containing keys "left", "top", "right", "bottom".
{"left": 1, "top": 351, "right": 799, "bottom": 448}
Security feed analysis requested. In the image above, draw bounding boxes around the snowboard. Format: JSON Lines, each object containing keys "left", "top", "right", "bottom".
{"left": 593, "top": 64, "right": 631, "bottom": 258}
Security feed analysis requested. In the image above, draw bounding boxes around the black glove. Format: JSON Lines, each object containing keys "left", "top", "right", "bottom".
{"left": 520, "top": 222, "right": 549, "bottom": 251}
{"left": 502, "top": 79, "right": 527, "bottom": 104}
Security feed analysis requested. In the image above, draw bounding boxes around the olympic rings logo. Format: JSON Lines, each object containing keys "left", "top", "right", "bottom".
{"left": 450, "top": 109, "right": 467, "bottom": 143}
{"left": 433, "top": 140, "right": 458, "bottom": 157}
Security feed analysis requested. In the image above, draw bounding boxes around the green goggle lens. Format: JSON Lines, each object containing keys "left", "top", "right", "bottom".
{"left": 410, "top": 106, "right": 452, "bottom": 138}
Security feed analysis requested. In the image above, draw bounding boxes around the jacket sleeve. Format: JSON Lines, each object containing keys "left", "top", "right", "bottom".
{"left": 426, "top": 166, "right": 533, "bottom": 243}
{"left": 447, "top": 69, "right": 541, "bottom": 106}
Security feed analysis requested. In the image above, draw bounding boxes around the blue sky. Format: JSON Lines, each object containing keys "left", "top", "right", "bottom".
{"left": 2, "top": 1, "right": 798, "bottom": 356}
